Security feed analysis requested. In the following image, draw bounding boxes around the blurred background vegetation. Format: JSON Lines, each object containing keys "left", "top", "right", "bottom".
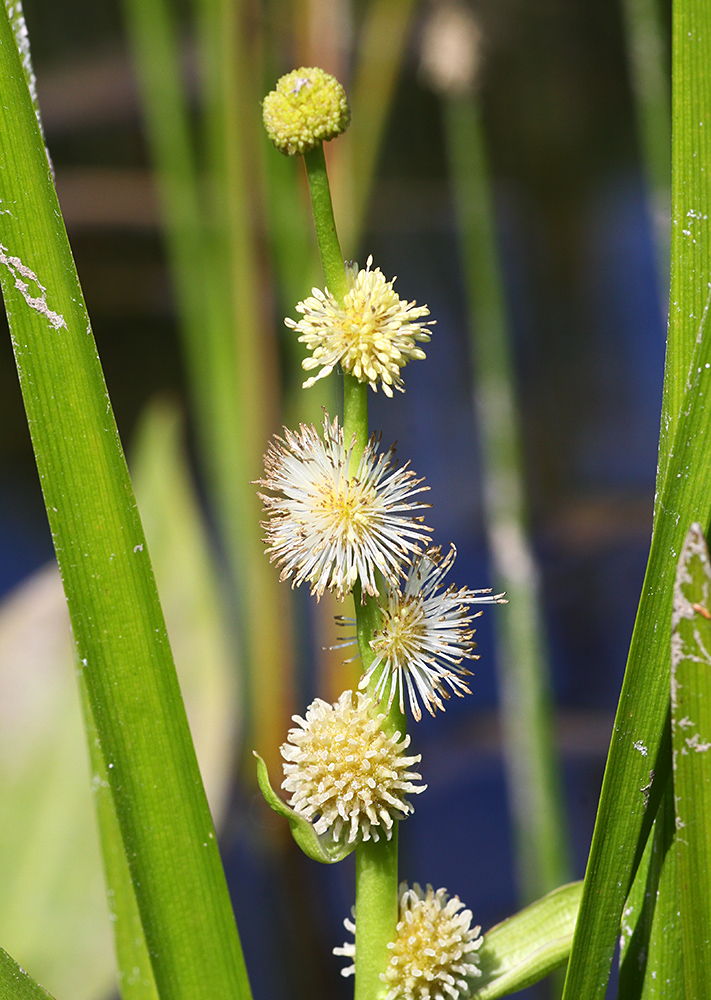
{"left": 0, "top": 0, "right": 670, "bottom": 998}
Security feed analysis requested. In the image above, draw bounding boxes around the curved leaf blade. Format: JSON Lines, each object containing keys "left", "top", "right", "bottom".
{"left": 253, "top": 753, "right": 355, "bottom": 864}
{"left": 473, "top": 882, "right": 582, "bottom": 1000}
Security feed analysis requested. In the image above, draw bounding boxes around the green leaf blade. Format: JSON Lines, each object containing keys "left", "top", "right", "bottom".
{"left": 672, "top": 523, "right": 711, "bottom": 995}
{"left": 0, "top": 949, "right": 55, "bottom": 1000}
{"left": 473, "top": 882, "right": 582, "bottom": 1000}
{"left": 0, "top": 10, "right": 250, "bottom": 1000}
{"left": 561, "top": 0, "right": 711, "bottom": 993}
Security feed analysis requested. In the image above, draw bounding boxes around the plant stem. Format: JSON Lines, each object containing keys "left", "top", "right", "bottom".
{"left": 303, "top": 143, "right": 349, "bottom": 303}
{"left": 354, "top": 832, "right": 399, "bottom": 1000}
{"left": 344, "top": 374, "right": 369, "bottom": 467}
{"left": 303, "top": 139, "right": 400, "bottom": 996}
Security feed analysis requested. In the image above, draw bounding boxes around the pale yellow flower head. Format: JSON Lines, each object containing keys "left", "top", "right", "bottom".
{"left": 262, "top": 67, "right": 350, "bottom": 156}
{"left": 281, "top": 691, "right": 426, "bottom": 845}
{"left": 336, "top": 881, "right": 483, "bottom": 999}
{"left": 286, "top": 256, "right": 435, "bottom": 396}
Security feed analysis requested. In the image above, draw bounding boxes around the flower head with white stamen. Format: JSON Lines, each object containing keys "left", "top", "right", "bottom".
{"left": 286, "top": 256, "right": 434, "bottom": 396}
{"left": 358, "top": 545, "right": 506, "bottom": 720}
{"left": 257, "top": 413, "right": 432, "bottom": 601}
{"left": 281, "top": 691, "right": 426, "bottom": 845}
{"left": 335, "top": 881, "right": 483, "bottom": 999}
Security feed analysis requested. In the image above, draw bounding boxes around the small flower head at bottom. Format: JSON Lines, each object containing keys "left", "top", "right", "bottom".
{"left": 335, "top": 882, "right": 483, "bottom": 1000}
{"left": 281, "top": 691, "right": 426, "bottom": 845}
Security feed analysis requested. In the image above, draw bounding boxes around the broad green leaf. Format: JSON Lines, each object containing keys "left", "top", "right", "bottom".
{"left": 561, "top": 1, "right": 711, "bottom": 994}
{"left": 0, "top": 948, "right": 54, "bottom": 1000}
{"left": 253, "top": 753, "right": 355, "bottom": 864}
{"left": 0, "top": 8, "right": 250, "bottom": 1000}
{"left": 472, "top": 881, "right": 582, "bottom": 999}
{"left": 672, "top": 523, "right": 711, "bottom": 995}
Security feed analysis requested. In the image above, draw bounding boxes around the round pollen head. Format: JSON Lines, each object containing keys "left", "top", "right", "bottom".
{"left": 262, "top": 67, "right": 350, "bottom": 156}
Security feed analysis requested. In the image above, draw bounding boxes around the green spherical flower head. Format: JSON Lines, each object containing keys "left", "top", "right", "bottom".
{"left": 262, "top": 67, "right": 350, "bottom": 156}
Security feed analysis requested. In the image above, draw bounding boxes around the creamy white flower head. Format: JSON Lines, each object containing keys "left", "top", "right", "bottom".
{"left": 335, "top": 881, "right": 483, "bottom": 1000}
{"left": 281, "top": 691, "right": 426, "bottom": 845}
{"left": 257, "top": 413, "right": 432, "bottom": 601}
{"left": 285, "top": 256, "right": 434, "bottom": 396}
{"left": 359, "top": 545, "right": 507, "bottom": 721}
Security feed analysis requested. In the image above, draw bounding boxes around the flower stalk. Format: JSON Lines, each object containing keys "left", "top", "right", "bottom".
{"left": 303, "top": 144, "right": 349, "bottom": 306}
{"left": 261, "top": 65, "right": 503, "bottom": 1000}
{"left": 301, "top": 112, "right": 402, "bottom": 1000}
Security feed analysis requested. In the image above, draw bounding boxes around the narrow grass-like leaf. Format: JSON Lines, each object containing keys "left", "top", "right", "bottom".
{"left": 78, "top": 679, "right": 158, "bottom": 1000}
{"left": 561, "top": 0, "right": 711, "bottom": 994}
{"left": 0, "top": 399, "right": 240, "bottom": 1000}
{"left": 0, "top": 949, "right": 54, "bottom": 1000}
{"left": 0, "top": 10, "right": 250, "bottom": 1000}
{"left": 472, "top": 882, "right": 582, "bottom": 1000}
{"left": 671, "top": 523, "right": 711, "bottom": 994}
{"left": 619, "top": 780, "right": 683, "bottom": 997}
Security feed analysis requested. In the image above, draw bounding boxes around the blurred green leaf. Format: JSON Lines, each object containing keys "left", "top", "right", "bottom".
{"left": 671, "top": 522, "right": 711, "bottom": 996}
{"left": 473, "top": 882, "right": 582, "bottom": 1000}
{"left": 0, "top": 398, "right": 240, "bottom": 1000}
{"left": 0, "top": 568, "right": 112, "bottom": 1000}
{"left": 131, "top": 397, "right": 240, "bottom": 826}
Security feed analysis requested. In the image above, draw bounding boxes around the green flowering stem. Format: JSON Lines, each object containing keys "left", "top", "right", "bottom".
{"left": 303, "top": 123, "right": 402, "bottom": 1000}
{"left": 355, "top": 831, "right": 399, "bottom": 1000}
{"left": 343, "top": 374, "right": 369, "bottom": 465}
{"left": 303, "top": 144, "right": 349, "bottom": 304}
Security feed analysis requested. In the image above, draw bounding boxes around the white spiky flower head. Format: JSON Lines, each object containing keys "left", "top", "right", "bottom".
{"left": 257, "top": 413, "right": 432, "bottom": 601}
{"left": 335, "top": 881, "right": 483, "bottom": 1000}
{"left": 358, "top": 544, "right": 506, "bottom": 720}
{"left": 281, "top": 691, "right": 426, "bottom": 845}
{"left": 285, "top": 256, "right": 434, "bottom": 396}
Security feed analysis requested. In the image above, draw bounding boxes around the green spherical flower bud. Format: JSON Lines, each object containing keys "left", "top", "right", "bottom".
{"left": 262, "top": 67, "right": 350, "bottom": 156}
